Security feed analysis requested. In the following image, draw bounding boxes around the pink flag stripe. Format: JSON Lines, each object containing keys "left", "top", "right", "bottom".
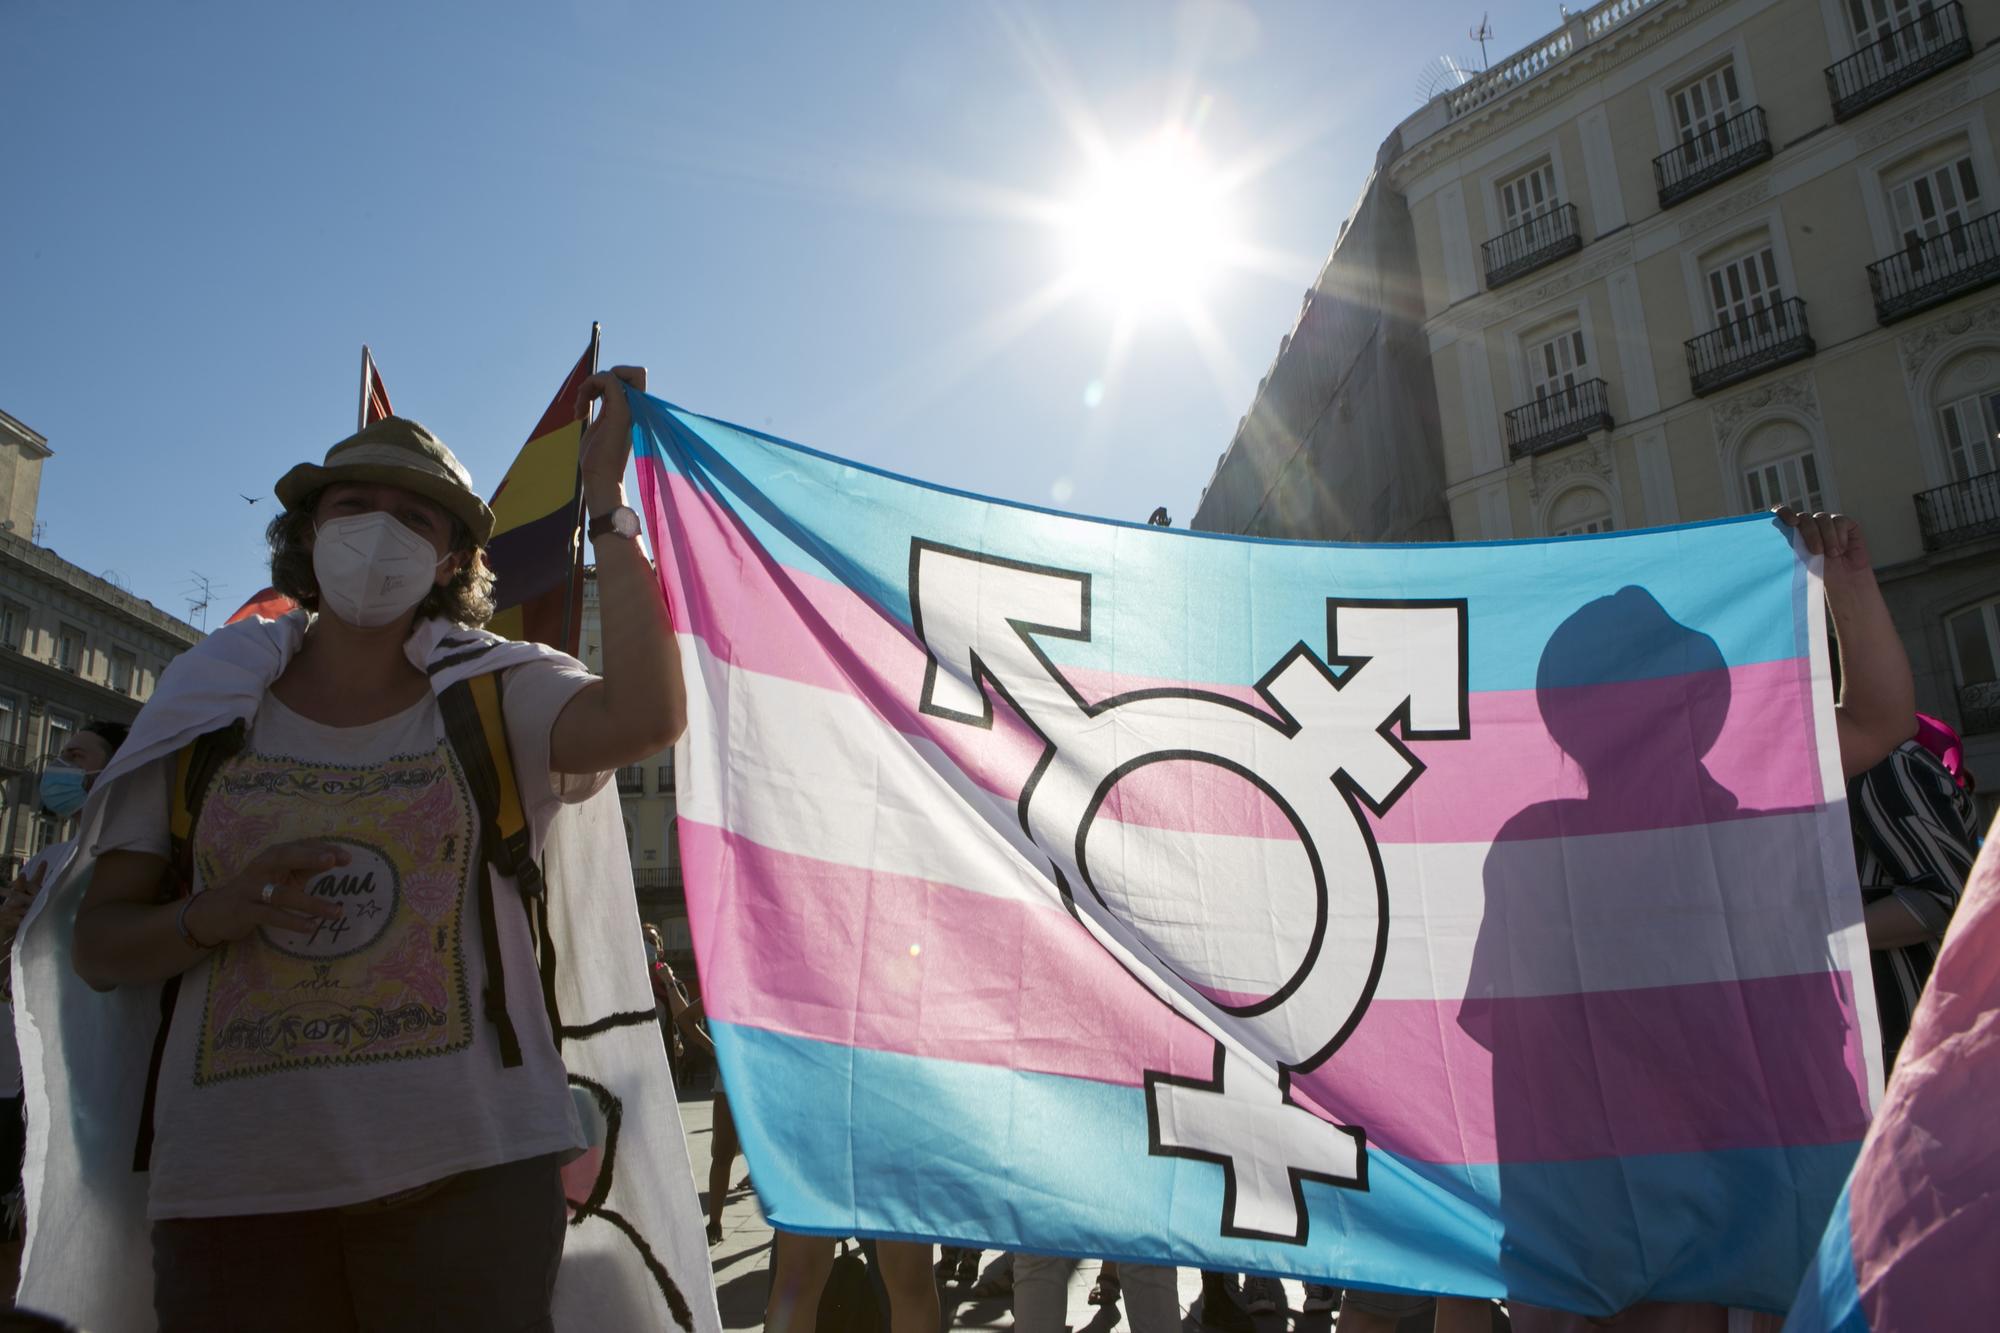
{"left": 654, "top": 470, "right": 1822, "bottom": 844}
{"left": 682, "top": 819, "right": 1871, "bottom": 1166}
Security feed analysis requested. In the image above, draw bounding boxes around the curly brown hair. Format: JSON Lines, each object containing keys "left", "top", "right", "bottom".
{"left": 266, "top": 488, "right": 497, "bottom": 627}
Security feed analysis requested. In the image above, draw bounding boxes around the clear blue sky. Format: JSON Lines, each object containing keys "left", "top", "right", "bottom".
{"left": 1, "top": 0, "right": 1549, "bottom": 628}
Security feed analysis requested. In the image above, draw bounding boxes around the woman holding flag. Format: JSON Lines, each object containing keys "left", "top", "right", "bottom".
{"left": 51, "top": 367, "right": 686, "bottom": 1332}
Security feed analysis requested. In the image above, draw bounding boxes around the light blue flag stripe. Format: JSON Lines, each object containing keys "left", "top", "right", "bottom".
{"left": 1782, "top": 1188, "right": 1871, "bottom": 1333}
{"left": 633, "top": 394, "right": 1809, "bottom": 693}
{"left": 717, "top": 1022, "right": 1850, "bottom": 1315}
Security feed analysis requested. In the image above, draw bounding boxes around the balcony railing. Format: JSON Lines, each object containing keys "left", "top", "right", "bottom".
{"left": 1868, "top": 211, "right": 2000, "bottom": 324}
{"left": 616, "top": 765, "right": 644, "bottom": 794}
{"left": 657, "top": 761, "right": 675, "bottom": 793}
{"left": 1962, "top": 681, "right": 2000, "bottom": 735}
{"left": 0, "top": 740, "right": 28, "bottom": 774}
{"left": 1914, "top": 468, "right": 2000, "bottom": 550}
{"left": 1506, "top": 378, "right": 1613, "bottom": 458}
{"left": 1826, "top": 2, "right": 1971, "bottom": 121}
{"left": 631, "top": 867, "right": 683, "bottom": 891}
{"left": 1685, "top": 297, "right": 1815, "bottom": 397}
{"left": 1654, "top": 106, "right": 1772, "bottom": 208}
{"left": 1483, "top": 204, "right": 1583, "bottom": 288}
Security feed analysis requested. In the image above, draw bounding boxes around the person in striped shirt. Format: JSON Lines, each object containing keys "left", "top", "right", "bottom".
{"left": 1850, "top": 733, "right": 1978, "bottom": 1069}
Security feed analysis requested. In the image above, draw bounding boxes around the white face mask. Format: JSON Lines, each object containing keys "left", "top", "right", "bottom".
{"left": 311, "top": 512, "right": 450, "bottom": 628}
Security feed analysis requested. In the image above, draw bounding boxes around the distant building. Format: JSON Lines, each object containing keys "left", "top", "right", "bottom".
{"left": 0, "top": 409, "right": 203, "bottom": 871}
{"left": 575, "top": 570, "right": 691, "bottom": 974}
{"left": 1195, "top": 0, "right": 2000, "bottom": 810}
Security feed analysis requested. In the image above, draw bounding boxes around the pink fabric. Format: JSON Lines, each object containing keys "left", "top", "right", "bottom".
{"left": 650, "top": 469, "right": 1823, "bottom": 845}
{"left": 1848, "top": 811, "right": 2000, "bottom": 1329}
{"left": 684, "top": 819, "right": 1872, "bottom": 1166}
{"left": 1912, "top": 713, "right": 1967, "bottom": 788}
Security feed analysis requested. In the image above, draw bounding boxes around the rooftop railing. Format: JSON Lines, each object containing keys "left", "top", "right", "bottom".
{"left": 1506, "top": 378, "right": 1613, "bottom": 459}
{"left": 1686, "top": 297, "right": 1815, "bottom": 397}
{"left": 1444, "top": 0, "right": 1665, "bottom": 119}
{"left": 1654, "top": 106, "right": 1772, "bottom": 208}
{"left": 1868, "top": 210, "right": 2000, "bottom": 324}
{"left": 1484, "top": 204, "right": 1583, "bottom": 288}
{"left": 1826, "top": 2, "right": 1971, "bottom": 122}
{"left": 1914, "top": 468, "right": 2000, "bottom": 551}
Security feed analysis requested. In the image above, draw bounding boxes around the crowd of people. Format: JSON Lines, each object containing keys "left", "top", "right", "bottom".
{"left": 0, "top": 364, "right": 1982, "bottom": 1331}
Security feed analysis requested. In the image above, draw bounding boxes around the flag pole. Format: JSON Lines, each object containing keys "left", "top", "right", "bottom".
{"left": 557, "top": 322, "right": 602, "bottom": 658}
{"left": 357, "top": 345, "right": 372, "bottom": 433}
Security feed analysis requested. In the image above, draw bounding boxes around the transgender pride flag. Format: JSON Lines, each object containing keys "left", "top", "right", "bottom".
{"left": 630, "top": 388, "right": 1880, "bottom": 1315}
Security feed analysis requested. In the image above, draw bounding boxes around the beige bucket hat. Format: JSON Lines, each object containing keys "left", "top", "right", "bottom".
{"left": 274, "top": 416, "right": 494, "bottom": 545}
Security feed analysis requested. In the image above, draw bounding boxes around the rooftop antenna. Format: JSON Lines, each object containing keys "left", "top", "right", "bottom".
{"left": 1470, "top": 12, "right": 1493, "bottom": 68}
{"left": 183, "top": 571, "right": 224, "bottom": 632}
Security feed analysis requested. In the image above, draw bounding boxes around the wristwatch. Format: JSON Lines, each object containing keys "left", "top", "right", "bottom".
{"left": 587, "top": 505, "right": 641, "bottom": 543}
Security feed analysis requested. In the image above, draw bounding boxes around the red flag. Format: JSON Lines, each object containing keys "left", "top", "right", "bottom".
{"left": 224, "top": 586, "right": 296, "bottom": 625}
{"left": 360, "top": 345, "right": 394, "bottom": 429}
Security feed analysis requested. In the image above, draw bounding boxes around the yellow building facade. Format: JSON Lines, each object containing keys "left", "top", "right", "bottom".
{"left": 1198, "top": 0, "right": 2000, "bottom": 800}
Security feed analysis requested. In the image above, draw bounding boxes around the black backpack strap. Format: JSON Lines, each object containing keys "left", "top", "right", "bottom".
{"left": 437, "top": 672, "right": 553, "bottom": 1068}
{"left": 134, "top": 720, "right": 246, "bottom": 1172}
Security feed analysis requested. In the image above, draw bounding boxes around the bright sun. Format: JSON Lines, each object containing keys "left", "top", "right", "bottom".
{"left": 1063, "top": 130, "right": 1235, "bottom": 317}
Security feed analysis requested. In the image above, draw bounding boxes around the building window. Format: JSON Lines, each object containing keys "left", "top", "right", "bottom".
{"left": 1706, "top": 244, "right": 1784, "bottom": 333}
{"left": 45, "top": 713, "right": 76, "bottom": 765}
{"left": 1740, "top": 418, "right": 1826, "bottom": 514}
{"left": 1946, "top": 597, "right": 2000, "bottom": 733}
{"left": 1888, "top": 153, "right": 1983, "bottom": 257}
{"left": 0, "top": 695, "right": 16, "bottom": 755}
{"left": 1497, "top": 159, "right": 1559, "bottom": 232}
{"left": 110, "top": 648, "right": 137, "bottom": 695}
{"left": 1846, "top": 0, "right": 1932, "bottom": 52}
{"left": 0, "top": 603, "right": 22, "bottom": 653}
{"left": 1527, "top": 326, "right": 1592, "bottom": 403}
{"left": 56, "top": 625, "right": 81, "bottom": 673}
{"left": 1548, "top": 485, "right": 1614, "bottom": 536}
{"left": 1938, "top": 386, "right": 2000, "bottom": 480}
{"left": 1670, "top": 62, "right": 1744, "bottom": 163}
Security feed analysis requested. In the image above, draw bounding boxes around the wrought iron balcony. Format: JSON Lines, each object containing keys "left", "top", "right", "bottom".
{"left": 1962, "top": 681, "right": 2000, "bottom": 735}
{"left": 1483, "top": 204, "right": 1583, "bottom": 288}
{"left": 0, "top": 740, "right": 28, "bottom": 775}
{"left": 1685, "top": 297, "right": 1815, "bottom": 397}
{"left": 1506, "top": 378, "right": 1613, "bottom": 459}
{"left": 1914, "top": 468, "right": 2000, "bottom": 551}
{"left": 1654, "top": 107, "right": 1772, "bottom": 208}
{"left": 657, "top": 759, "right": 675, "bottom": 792}
{"left": 1868, "top": 211, "right": 2000, "bottom": 324}
{"left": 631, "top": 867, "right": 683, "bottom": 891}
{"left": 616, "top": 764, "right": 645, "bottom": 794}
{"left": 1825, "top": 2, "right": 1971, "bottom": 122}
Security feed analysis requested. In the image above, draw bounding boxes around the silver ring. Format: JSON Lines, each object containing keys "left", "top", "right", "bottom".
{"left": 260, "top": 883, "right": 277, "bottom": 904}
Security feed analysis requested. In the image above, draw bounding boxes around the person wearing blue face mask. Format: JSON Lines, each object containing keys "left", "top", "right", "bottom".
{"left": 0, "top": 719, "right": 126, "bottom": 1282}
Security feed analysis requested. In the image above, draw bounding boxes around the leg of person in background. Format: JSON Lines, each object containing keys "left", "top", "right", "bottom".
{"left": 954, "top": 1246, "right": 982, "bottom": 1284}
{"left": 1200, "top": 1271, "right": 1254, "bottom": 1333}
{"left": 1012, "top": 1253, "right": 1078, "bottom": 1333}
{"left": 969, "top": 1251, "right": 1014, "bottom": 1298}
{"left": 1089, "top": 1260, "right": 1120, "bottom": 1305}
{"left": 765, "top": 1230, "right": 837, "bottom": 1333}
{"left": 875, "top": 1240, "right": 940, "bottom": 1333}
{"left": 706, "top": 1088, "right": 738, "bottom": 1246}
{"left": 1243, "top": 1275, "right": 1285, "bottom": 1314}
{"left": 1434, "top": 1296, "right": 1495, "bottom": 1333}
{"left": 1302, "top": 1284, "right": 1340, "bottom": 1313}
{"left": 1115, "top": 1263, "right": 1182, "bottom": 1333}
{"left": 1337, "top": 1291, "right": 1439, "bottom": 1333}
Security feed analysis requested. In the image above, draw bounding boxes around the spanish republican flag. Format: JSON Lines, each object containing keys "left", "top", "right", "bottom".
{"left": 485, "top": 327, "right": 599, "bottom": 654}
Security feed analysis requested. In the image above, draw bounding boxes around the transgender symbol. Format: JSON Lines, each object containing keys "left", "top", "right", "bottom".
{"left": 911, "top": 539, "right": 1468, "bottom": 1243}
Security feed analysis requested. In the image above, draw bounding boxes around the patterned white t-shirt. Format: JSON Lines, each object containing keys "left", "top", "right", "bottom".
{"left": 96, "top": 659, "right": 607, "bottom": 1219}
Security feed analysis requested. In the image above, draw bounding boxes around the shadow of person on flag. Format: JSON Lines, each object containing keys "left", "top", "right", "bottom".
{"left": 1459, "top": 586, "right": 1865, "bottom": 1329}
